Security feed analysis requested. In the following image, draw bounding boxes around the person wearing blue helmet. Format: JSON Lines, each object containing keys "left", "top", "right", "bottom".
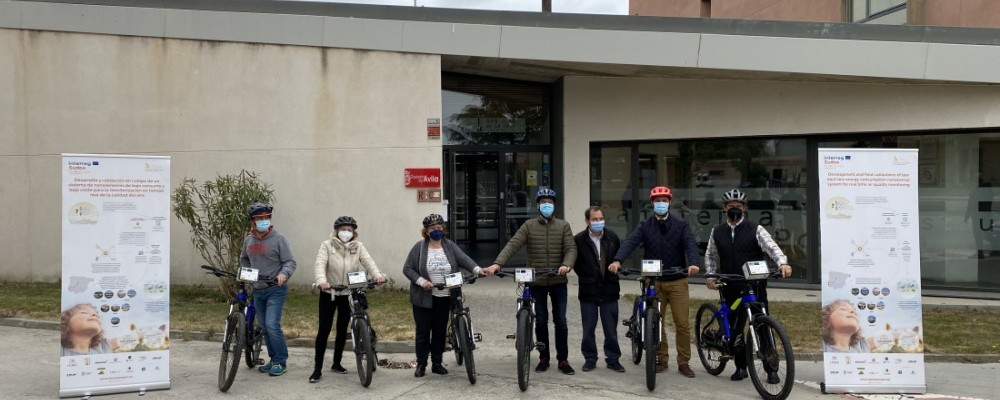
{"left": 483, "top": 187, "right": 578, "bottom": 375}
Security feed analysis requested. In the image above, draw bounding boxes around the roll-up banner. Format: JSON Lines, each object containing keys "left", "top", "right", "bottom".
{"left": 818, "top": 148, "right": 926, "bottom": 394}
{"left": 60, "top": 154, "right": 171, "bottom": 397}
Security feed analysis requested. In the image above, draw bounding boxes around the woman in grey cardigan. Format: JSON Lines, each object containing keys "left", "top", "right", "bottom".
{"left": 402, "top": 214, "right": 483, "bottom": 378}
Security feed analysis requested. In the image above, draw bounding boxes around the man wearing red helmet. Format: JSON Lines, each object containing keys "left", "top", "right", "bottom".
{"left": 609, "top": 186, "right": 701, "bottom": 378}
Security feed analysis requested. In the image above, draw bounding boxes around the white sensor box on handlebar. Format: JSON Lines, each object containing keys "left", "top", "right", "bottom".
{"left": 445, "top": 272, "right": 464, "bottom": 288}
{"left": 347, "top": 271, "right": 368, "bottom": 287}
{"left": 742, "top": 261, "right": 770, "bottom": 280}
{"left": 514, "top": 268, "right": 534, "bottom": 283}
{"left": 641, "top": 259, "right": 663, "bottom": 277}
{"left": 239, "top": 267, "right": 259, "bottom": 282}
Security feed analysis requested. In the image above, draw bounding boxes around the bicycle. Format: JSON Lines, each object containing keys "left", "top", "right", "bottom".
{"left": 331, "top": 273, "right": 382, "bottom": 388}
{"left": 695, "top": 271, "right": 795, "bottom": 400}
{"left": 200, "top": 265, "right": 271, "bottom": 392}
{"left": 619, "top": 265, "right": 683, "bottom": 391}
{"left": 433, "top": 272, "right": 483, "bottom": 384}
{"left": 496, "top": 268, "right": 559, "bottom": 392}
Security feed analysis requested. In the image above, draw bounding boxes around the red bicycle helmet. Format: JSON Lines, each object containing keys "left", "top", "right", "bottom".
{"left": 649, "top": 186, "right": 672, "bottom": 200}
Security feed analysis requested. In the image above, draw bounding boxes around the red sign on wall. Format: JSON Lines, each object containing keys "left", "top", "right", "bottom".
{"left": 404, "top": 168, "right": 441, "bottom": 188}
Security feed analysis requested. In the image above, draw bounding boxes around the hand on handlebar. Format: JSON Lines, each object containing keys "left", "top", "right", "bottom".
{"left": 778, "top": 264, "right": 792, "bottom": 278}
{"left": 706, "top": 278, "right": 718, "bottom": 291}
{"left": 608, "top": 261, "right": 621, "bottom": 274}
{"left": 421, "top": 280, "right": 434, "bottom": 290}
{"left": 318, "top": 282, "right": 331, "bottom": 291}
{"left": 481, "top": 264, "right": 501, "bottom": 276}
{"left": 375, "top": 275, "right": 387, "bottom": 284}
{"left": 686, "top": 265, "right": 700, "bottom": 276}
{"left": 276, "top": 274, "right": 287, "bottom": 286}
{"left": 557, "top": 265, "right": 571, "bottom": 275}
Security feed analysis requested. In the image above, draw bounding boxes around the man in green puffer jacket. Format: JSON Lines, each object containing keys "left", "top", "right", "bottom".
{"left": 484, "top": 187, "right": 578, "bottom": 375}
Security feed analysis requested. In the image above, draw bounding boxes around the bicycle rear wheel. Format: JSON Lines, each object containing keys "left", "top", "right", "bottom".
{"left": 218, "top": 312, "right": 246, "bottom": 392}
{"left": 746, "top": 315, "right": 795, "bottom": 400}
{"left": 456, "top": 315, "right": 476, "bottom": 384}
{"left": 643, "top": 307, "right": 660, "bottom": 391}
{"left": 695, "top": 303, "right": 728, "bottom": 376}
{"left": 244, "top": 314, "right": 263, "bottom": 368}
{"left": 515, "top": 308, "right": 532, "bottom": 392}
{"left": 353, "top": 318, "right": 376, "bottom": 387}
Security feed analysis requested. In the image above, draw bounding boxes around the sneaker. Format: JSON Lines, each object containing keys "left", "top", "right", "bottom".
{"left": 558, "top": 361, "right": 575, "bottom": 375}
{"left": 308, "top": 371, "right": 321, "bottom": 383}
{"left": 431, "top": 363, "right": 448, "bottom": 375}
{"left": 581, "top": 361, "right": 597, "bottom": 372}
{"left": 678, "top": 363, "right": 696, "bottom": 378}
{"left": 268, "top": 363, "right": 287, "bottom": 376}
{"left": 607, "top": 362, "right": 626, "bottom": 373}
{"left": 730, "top": 368, "right": 748, "bottom": 381}
{"left": 767, "top": 371, "right": 781, "bottom": 384}
{"left": 535, "top": 360, "right": 550, "bottom": 372}
{"left": 331, "top": 364, "right": 348, "bottom": 374}
{"left": 258, "top": 362, "right": 272, "bottom": 373}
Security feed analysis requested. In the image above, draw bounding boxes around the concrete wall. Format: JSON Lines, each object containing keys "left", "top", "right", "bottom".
{"left": 561, "top": 76, "right": 1000, "bottom": 225}
{"left": 630, "top": 0, "right": 842, "bottom": 22}
{"left": 0, "top": 28, "right": 442, "bottom": 285}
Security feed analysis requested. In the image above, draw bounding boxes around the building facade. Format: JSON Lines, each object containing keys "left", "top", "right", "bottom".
{"left": 3, "top": 0, "right": 1000, "bottom": 293}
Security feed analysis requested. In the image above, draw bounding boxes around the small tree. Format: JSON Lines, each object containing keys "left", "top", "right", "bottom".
{"left": 172, "top": 170, "right": 275, "bottom": 298}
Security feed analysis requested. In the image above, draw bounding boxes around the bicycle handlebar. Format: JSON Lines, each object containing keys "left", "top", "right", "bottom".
{"left": 330, "top": 280, "right": 382, "bottom": 291}
{"left": 494, "top": 268, "right": 560, "bottom": 279}
{"left": 620, "top": 266, "right": 686, "bottom": 277}
{"left": 431, "top": 273, "right": 478, "bottom": 290}
{"left": 704, "top": 271, "right": 783, "bottom": 282}
{"left": 201, "top": 265, "right": 274, "bottom": 283}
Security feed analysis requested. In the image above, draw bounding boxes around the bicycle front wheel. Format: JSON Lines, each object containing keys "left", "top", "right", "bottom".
{"left": 244, "top": 314, "right": 263, "bottom": 368}
{"left": 218, "top": 311, "right": 246, "bottom": 392}
{"left": 450, "top": 321, "right": 463, "bottom": 366}
{"left": 515, "top": 308, "right": 533, "bottom": 392}
{"left": 353, "top": 318, "right": 376, "bottom": 387}
{"left": 695, "top": 303, "right": 728, "bottom": 376}
{"left": 456, "top": 315, "right": 477, "bottom": 384}
{"left": 746, "top": 315, "right": 795, "bottom": 400}
{"left": 643, "top": 307, "right": 660, "bottom": 392}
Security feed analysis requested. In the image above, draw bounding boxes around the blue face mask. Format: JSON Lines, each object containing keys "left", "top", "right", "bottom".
{"left": 590, "top": 220, "right": 605, "bottom": 233}
{"left": 653, "top": 202, "right": 670, "bottom": 215}
{"left": 254, "top": 219, "right": 271, "bottom": 232}
{"left": 539, "top": 203, "right": 555, "bottom": 218}
{"left": 429, "top": 230, "right": 445, "bottom": 241}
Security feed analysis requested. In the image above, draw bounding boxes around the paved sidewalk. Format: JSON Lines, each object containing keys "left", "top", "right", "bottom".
{"left": 8, "top": 276, "right": 999, "bottom": 399}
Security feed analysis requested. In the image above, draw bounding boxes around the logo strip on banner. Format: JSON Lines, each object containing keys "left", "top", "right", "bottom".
{"left": 817, "top": 148, "right": 926, "bottom": 394}
{"left": 60, "top": 154, "right": 172, "bottom": 397}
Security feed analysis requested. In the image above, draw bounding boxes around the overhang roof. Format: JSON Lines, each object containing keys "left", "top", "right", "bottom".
{"left": 3, "top": 0, "right": 1000, "bottom": 84}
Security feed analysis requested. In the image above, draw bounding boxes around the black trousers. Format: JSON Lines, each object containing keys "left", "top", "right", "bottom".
{"left": 314, "top": 291, "right": 351, "bottom": 370}
{"left": 721, "top": 283, "right": 768, "bottom": 370}
{"left": 413, "top": 296, "right": 451, "bottom": 366}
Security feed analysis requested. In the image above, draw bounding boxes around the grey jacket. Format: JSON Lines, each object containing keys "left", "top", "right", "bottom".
{"left": 402, "top": 238, "right": 481, "bottom": 309}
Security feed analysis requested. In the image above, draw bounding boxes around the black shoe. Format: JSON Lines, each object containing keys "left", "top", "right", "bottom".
{"left": 308, "top": 371, "right": 321, "bottom": 383}
{"left": 414, "top": 364, "right": 426, "bottom": 378}
{"left": 535, "top": 360, "right": 550, "bottom": 372}
{"left": 581, "top": 361, "right": 596, "bottom": 372}
{"left": 331, "top": 364, "right": 347, "bottom": 374}
{"left": 432, "top": 363, "right": 448, "bottom": 375}
{"left": 731, "top": 368, "right": 748, "bottom": 381}
{"left": 558, "top": 361, "right": 575, "bottom": 375}
{"left": 767, "top": 371, "right": 781, "bottom": 384}
{"left": 607, "top": 362, "right": 626, "bottom": 373}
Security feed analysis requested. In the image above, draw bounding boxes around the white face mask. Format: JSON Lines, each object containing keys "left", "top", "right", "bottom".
{"left": 337, "top": 230, "right": 353, "bottom": 243}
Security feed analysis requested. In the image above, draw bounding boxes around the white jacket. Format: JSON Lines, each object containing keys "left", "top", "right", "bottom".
{"left": 313, "top": 236, "right": 384, "bottom": 295}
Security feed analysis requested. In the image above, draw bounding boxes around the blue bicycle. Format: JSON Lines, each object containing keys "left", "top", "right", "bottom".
{"left": 201, "top": 265, "right": 271, "bottom": 392}
{"left": 619, "top": 266, "right": 683, "bottom": 391}
{"left": 497, "top": 268, "right": 558, "bottom": 392}
{"left": 695, "top": 272, "right": 794, "bottom": 400}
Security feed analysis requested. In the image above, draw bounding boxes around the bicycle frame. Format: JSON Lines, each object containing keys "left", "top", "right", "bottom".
{"left": 346, "top": 288, "right": 371, "bottom": 350}
{"left": 631, "top": 279, "right": 661, "bottom": 344}
{"left": 712, "top": 280, "right": 769, "bottom": 357}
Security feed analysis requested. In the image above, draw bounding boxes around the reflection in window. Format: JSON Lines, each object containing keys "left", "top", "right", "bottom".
{"left": 442, "top": 75, "right": 551, "bottom": 146}
{"left": 851, "top": 0, "right": 906, "bottom": 24}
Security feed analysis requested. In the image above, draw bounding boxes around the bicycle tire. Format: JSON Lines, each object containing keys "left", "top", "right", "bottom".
{"left": 630, "top": 301, "right": 643, "bottom": 365}
{"left": 244, "top": 314, "right": 263, "bottom": 369}
{"left": 218, "top": 311, "right": 246, "bottom": 392}
{"left": 457, "top": 315, "right": 476, "bottom": 384}
{"left": 450, "top": 322, "right": 464, "bottom": 366}
{"left": 643, "top": 307, "right": 659, "bottom": 391}
{"left": 746, "top": 315, "right": 795, "bottom": 400}
{"left": 695, "top": 303, "right": 728, "bottom": 376}
{"left": 515, "top": 308, "right": 532, "bottom": 392}
{"left": 353, "top": 318, "right": 376, "bottom": 387}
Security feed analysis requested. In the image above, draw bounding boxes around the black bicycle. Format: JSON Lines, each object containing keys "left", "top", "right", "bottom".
{"left": 201, "top": 265, "right": 271, "bottom": 392}
{"left": 331, "top": 278, "right": 382, "bottom": 388}
{"left": 433, "top": 272, "right": 483, "bottom": 384}
{"left": 497, "top": 268, "right": 558, "bottom": 392}
{"left": 695, "top": 272, "right": 795, "bottom": 400}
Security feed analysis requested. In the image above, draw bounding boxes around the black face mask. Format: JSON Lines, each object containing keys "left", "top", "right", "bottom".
{"left": 727, "top": 208, "right": 744, "bottom": 221}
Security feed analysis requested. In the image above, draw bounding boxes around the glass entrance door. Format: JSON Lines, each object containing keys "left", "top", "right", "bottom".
{"left": 451, "top": 152, "right": 501, "bottom": 244}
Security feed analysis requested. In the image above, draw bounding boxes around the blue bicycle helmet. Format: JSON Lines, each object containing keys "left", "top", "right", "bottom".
{"left": 535, "top": 187, "right": 557, "bottom": 203}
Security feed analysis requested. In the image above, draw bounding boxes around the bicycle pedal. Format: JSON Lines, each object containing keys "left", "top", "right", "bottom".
{"left": 622, "top": 319, "right": 632, "bottom": 326}
{"left": 473, "top": 333, "right": 483, "bottom": 342}
{"left": 535, "top": 342, "right": 547, "bottom": 351}
{"left": 255, "top": 358, "right": 264, "bottom": 365}
{"left": 506, "top": 334, "right": 515, "bottom": 340}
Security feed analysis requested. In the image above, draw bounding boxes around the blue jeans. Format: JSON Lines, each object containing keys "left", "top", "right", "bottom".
{"left": 254, "top": 285, "right": 289, "bottom": 365}
{"left": 531, "top": 283, "right": 568, "bottom": 362}
{"left": 580, "top": 298, "right": 621, "bottom": 365}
